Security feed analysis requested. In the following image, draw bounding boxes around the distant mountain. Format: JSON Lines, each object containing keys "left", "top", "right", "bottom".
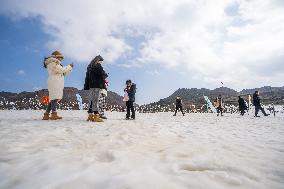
{"left": 1, "top": 86, "right": 283, "bottom": 111}
{"left": 240, "top": 86, "right": 284, "bottom": 95}
{"left": 0, "top": 87, "right": 124, "bottom": 110}
{"left": 143, "top": 86, "right": 284, "bottom": 111}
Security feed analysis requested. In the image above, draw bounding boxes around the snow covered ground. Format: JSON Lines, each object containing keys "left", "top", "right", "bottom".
{"left": 0, "top": 110, "right": 283, "bottom": 189}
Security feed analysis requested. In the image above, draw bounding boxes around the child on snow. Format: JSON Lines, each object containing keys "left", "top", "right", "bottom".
{"left": 84, "top": 55, "right": 108, "bottom": 122}
{"left": 173, "top": 96, "right": 185, "bottom": 116}
{"left": 124, "top": 80, "right": 136, "bottom": 120}
{"left": 99, "top": 80, "right": 109, "bottom": 119}
{"left": 42, "top": 50, "right": 73, "bottom": 120}
{"left": 99, "top": 86, "right": 108, "bottom": 119}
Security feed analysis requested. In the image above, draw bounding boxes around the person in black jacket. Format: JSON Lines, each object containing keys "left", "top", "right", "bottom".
{"left": 238, "top": 96, "right": 247, "bottom": 116}
{"left": 84, "top": 55, "right": 108, "bottom": 122}
{"left": 253, "top": 91, "right": 269, "bottom": 117}
{"left": 173, "top": 96, "right": 185, "bottom": 116}
{"left": 124, "top": 80, "right": 136, "bottom": 120}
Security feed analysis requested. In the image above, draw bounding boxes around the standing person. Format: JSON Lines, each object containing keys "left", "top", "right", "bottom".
{"left": 216, "top": 94, "right": 223, "bottom": 116}
{"left": 253, "top": 91, "right": 269, "bottom": 117}
{"left": 84, "top": 55, "right": 108, "bottom": 122}
{"left": 124, "top": 80, "right": 136, "bottom": 120}
{"left": 88, "top": 80, "right": 108, "bottom": 119}
{"left": 173, "top": 96, "right": 185, "bottom": 116}
{"left": 42, "top": 50, "right": 73, "bottom": 120}
{"left": 238, "top": 96, "right": 248, "bottom": 116}
{"left": 98, "top": 82, "right": 108, "bottom": 119}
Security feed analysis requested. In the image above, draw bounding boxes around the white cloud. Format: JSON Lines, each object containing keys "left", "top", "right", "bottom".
{"left": 17, "top": 70, "right": 25, "bottom": 76}
{"left": 1, "top": 0, "right": 284, "bottom": 89}
{"left": 146, "top": 70, "right": 161, "bottom": 76}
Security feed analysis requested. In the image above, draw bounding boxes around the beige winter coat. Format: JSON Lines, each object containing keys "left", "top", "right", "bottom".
{"left": 44, "top": 57, "right": 72, "bottom": 100}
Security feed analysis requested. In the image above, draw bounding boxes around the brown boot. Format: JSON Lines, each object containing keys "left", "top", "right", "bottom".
{"left": 87, "top": 114, "right": 94, "bottom": 121}
{"left": 50, "top": 112, "right": 62, "bottom": 120}
{"left": 93, "top": 114, "right": 104, "bottom": 122}
{"left": 42, "top": 112, "right": 50, "bottom": 120}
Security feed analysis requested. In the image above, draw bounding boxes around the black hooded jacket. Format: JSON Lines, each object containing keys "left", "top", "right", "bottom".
{"left": 84, "top": 63, "right": 108, "bottom": 90}
{"left": 238, "top": 97, "right": 247, "bottom": 111}
{"left": 252, "top": 93, "right": 261, "bottom": 106}
{"left": 176, "top": 98, "right": 182, "bottom": 107}
{"left": 125, "top": 84, "right": 136, "bottom": 102}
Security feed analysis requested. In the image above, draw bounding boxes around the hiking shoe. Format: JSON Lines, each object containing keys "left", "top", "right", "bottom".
{"left": 50, "top": 112, "right": 62, "bottom": 120}
{"left": 42, "top": 112, "right": 50, "bottom": 120}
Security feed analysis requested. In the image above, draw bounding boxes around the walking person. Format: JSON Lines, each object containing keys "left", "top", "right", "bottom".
{"left": 253, "top": 91, "right": 269, "bottom": 117}
{"left": 215, "top": 94, "right": 223, "bottom": 116}
{"left": 173, "top": 96, "right": 185, "bottom": 116}
{"left": 238, "top": 96, "right": 248, "bottom": 116}
{"left": 42, "top": 50, "right": 73, "bottom": 120}
{"left": 124, "top": 80, "right": 136, "bottom": 120}
{"left": 84, "top": 55, "right": 108, "bottom": 122}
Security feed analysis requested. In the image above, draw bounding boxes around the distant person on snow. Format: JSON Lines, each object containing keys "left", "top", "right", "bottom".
{"left": 42, "top": 50, "right": 73, "bottom": 120}
{"left": 238, "top": 96, "right": 248, "bottom": 116}
{"left": 173, "top": 96, "right": 185, "bottom": 116}
{"left": 84, "top": 55, "right": 108, "bottom": 122}
{"left": 215, "top": 94, "right": 223, "bottom": 116}
{"left": 124, "top": 80, "right": 136, "bottom": 120}
{"left": 253, "top": 91, "right": 269, "bottom": 117}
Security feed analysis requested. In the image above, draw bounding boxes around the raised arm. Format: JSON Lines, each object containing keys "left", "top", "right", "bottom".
{"left": 54, "top": 64, "right": 73, "bottom": 76}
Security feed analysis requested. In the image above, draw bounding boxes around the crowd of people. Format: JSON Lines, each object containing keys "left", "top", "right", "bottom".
{"left": 172, "top": 92, "right": 270, "bottom": 117}
{"left": 42, "top": 50, "right": 271, "bottom": 122}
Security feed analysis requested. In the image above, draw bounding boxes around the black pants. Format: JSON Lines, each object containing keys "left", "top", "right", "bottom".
{"left": 240, "top": 109, "right": 245, "bottom": 116}
{"left": 46, "top": 100, "right": 57, "bottom": 113}
{"left": 126, "top": 101, "right": 135, "bottom": 119}
{"left": 174, "top": 105, "right": 184, "bottom": 115}
{"left": 217, "top": 107, "right": 223, "bottom": 116}
{"left": 88, "top": 101, "right": 93, "bottom": 114}
{"left": 255, "top": 106, "right": 267, "bottom": 116}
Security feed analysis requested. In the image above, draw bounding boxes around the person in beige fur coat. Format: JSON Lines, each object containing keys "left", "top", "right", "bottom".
{"left": 42, "top": 50, "right": 73, "bottom": 120}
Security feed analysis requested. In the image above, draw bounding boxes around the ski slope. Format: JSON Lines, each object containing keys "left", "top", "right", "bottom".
{"left": 0, "top": 110, "right": 283, "bottom": 189}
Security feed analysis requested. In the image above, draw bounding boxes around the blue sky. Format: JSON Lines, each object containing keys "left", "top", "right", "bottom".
{"left": 0, "top": 0, "right": 283, "bottom": 104}
{"left": 0, "top": 15, "right": 190, "bottom": 104}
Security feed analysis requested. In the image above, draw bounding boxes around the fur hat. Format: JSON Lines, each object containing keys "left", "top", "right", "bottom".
{"left": 93, "top": 55, "right": 104, "bottom": 63}
{"left": 89, "top": 55, "right": 104, "bottom": 67}
{"left": 96, "top": 55, "right": 104, "bottom": 61}
{"left": 51, "top": 50, "right": 64, "bottom": 59}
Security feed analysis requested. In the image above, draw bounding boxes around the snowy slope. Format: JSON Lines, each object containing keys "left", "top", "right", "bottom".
{"left": 0, "top": 111, "right": 283, "bottom": 189}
